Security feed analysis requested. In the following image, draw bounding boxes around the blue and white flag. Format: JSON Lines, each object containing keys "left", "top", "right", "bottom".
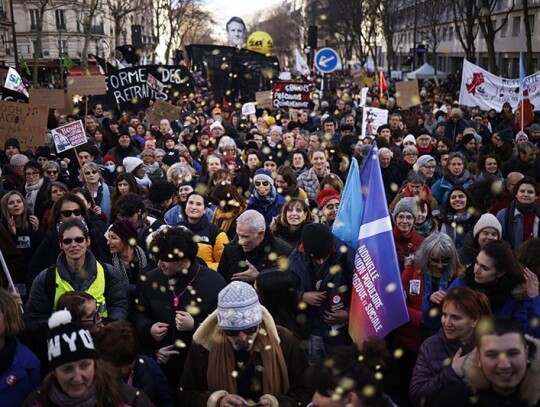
{"left": 349, "top": 144, "right": 409, "bottom": 346}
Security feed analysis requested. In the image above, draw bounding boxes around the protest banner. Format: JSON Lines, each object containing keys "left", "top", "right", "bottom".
{"left": 255, "top": 90, "right": 272, "bottom": 109}
{"left": 51, "top": 120, "right": 87, "bottom": 153}
{"left": 272, "top": 81, "right": 311, "bottom": 110}
{"left": 29, "top": 88, "right": 66, "bottom": 109}
{"left": 0, "top": 100, "right": 48, "bottom": 150}
{"left": 361, "top": 107, "right": 389, "bottom": 137}
{"left": 67, "top": 75, "right": 107, "bottom": 96}
{"left": 146, "top": 99, "right": 183, "bottom": 126}
{"left": 460, "top": 59, "right": 540, "bottom": 111}
{"left": 395, "top": 80, "right": 421, "bottom": 109}
{"left": 105, "top": 65, "right": 195, "bottom": 111}
{"left": 333, "top": 145, "right": 409, "bottom": 347}
{"left": 0, "top": 86, "right": 29, "bottom": 103}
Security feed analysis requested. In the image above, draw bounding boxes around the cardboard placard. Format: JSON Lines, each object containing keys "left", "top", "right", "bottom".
{"left": 352, "top": 69, "right": 364, "bottom": 87}
{"left": 29, "top": 88, "right": 66, "bottom": 109}
{"left": 255, "top": 90, "right": 272, "bottom": 109}
{"left": 0, "top": 100, "right": 48, "bottom": 150}
{"left": 51, "top": 120, "right": 87, "bottom": 153}
{"left": 146, "top": 99, "right": 183, "bottom": 126}
{"left": 395, "top": 80, "right": 421, "bottom": 109}
{"left": 67, "top": 75, "right": 107, "bottom": 96}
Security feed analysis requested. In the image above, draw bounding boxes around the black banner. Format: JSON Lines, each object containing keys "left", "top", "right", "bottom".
{"left": 105, "top": 65, "right": 195, "bottom": 110}
{"left": 186, "top": 44, "right": 280, "bottom": 103}
{"left": 0, "top": 87, "right": 29, "bottom": 103}
{"left": 272, "top": 81, "right": 311, "bottom": 109}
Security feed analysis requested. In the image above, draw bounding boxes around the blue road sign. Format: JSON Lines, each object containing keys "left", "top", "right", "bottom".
{"left": 315, "top": 48, "right": 340, "bottom": 73}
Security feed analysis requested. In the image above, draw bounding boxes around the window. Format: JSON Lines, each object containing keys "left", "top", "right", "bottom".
{"left": 500, "top": 18, "right": 507, "bottom": 37}
{"left": 512, "top": 16, "right": 521, "bottom": 37}
{"left": 55, "top": 9, "right": 66, "bottom": 30}
{"left": 529, "top": 15, "right": 535, "bottom": 32}
{"left": 29, "top": 9, "right": 39, "bottom": 31}
{"left": 448, "top": 26, "right": 453, "bottom": 40}
{"left": 58, "top": 40, "right": 68, "bottom": 56}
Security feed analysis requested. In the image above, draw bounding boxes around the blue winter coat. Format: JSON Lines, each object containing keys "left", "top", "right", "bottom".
{"left": 247, "top": 191, "right": 286, "bottom": 226}
{"left": 0, "top": 338, "right": 40, "bottom": 407}
{"left": 431, "top": 176, "right": 473, "bottom": 207}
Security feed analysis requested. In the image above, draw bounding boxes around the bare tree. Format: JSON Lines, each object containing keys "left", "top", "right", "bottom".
{"left": 24, "top": 0, "right": 64, "bottom": 86}
{"left": 76, "top": 0, "right": 103, "bottom": 69}
{"left": 523, "top": 0, "right": 533, "bottom": 74}
{"left": 477, "top": 0, "right": 515, "bottom": 74}
{"left": 420, "top": 0, "right": 450, "bottom": 72}
{"left": 450, "top": 0, "right": 480, "bottom": 62}
{"left": 106, "top": 0, "right": 144, "bottom": 49}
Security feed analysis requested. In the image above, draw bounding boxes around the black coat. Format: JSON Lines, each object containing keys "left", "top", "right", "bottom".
{"left": 217, "top": 230, "right": 293, "bottom": 283}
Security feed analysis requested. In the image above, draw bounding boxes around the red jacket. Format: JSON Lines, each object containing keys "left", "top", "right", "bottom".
{"left": 392, "top": 226, "right": 425, "bottom": 273}
{"left": 396, "top": 263, "right": 424, "bottom": 352}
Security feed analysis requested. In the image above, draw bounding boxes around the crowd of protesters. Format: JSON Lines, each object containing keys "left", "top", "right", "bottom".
{"left": 1, "top": 68, "right": 540, "bottom": 406}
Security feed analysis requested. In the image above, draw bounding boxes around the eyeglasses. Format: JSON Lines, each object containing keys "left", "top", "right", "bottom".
{"left": 60, "top": 209, "right": 82, "bottom": 218}
{"left": 429, "top": 257, "right": 451, "bottom": 266}
{"left": 84, "top": 170, "right": 98, "bottom": 176}
{"left": 25, "top": 171, "right": 40, "bottom": 177}
{"left": 79, "top": 303, "right": 103, "bottom": 324}
{"left": 45, "top": 170, "right": 59, "bottom": 175}
{"left": 223, "top": 325, "right": 259, "bottom": 337}
{"left": 255, "top": 181, "right": 270, "bottom": 187}
{"left": 61, "top": 236, "right": 86, "bottom": 245}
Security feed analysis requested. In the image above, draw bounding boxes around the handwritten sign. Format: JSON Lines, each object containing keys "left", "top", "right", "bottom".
{"left": 29, "top": 88, "right": 66, "bottom": 109}
{"left": 395, "top": 80, "right": 421, "bottom": 109}
{"left": 146, "top": 99, "right": 183, "bottom": 126}
{"left": 0, "top": 100, "right": 48, "bottom": 150}
{"left": 67, "top": 75, "right": 107, "bottom": 96}
{"left": 51, "top": 120, "right": 87, "bottom": 153}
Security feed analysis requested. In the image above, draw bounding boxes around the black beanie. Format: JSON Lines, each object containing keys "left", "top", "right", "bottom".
{"left": 302, "top": 223, "right": 334, "bottom": 259}
{"left": 47, "top": 310, "right": 98, "bottom": 370}
{"left": 4, "top": 137, "right": 20, "bottom": 151}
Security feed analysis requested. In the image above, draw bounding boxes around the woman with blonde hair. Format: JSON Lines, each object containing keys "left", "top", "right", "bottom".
{"left": 210, "top": 183, "right": 247, "bottom": 240}
{"left": 81, "top": 162, "right": 111, "bottom": 224}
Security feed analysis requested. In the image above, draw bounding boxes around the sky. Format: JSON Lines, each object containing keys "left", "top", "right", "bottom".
{"left": 203, "top": 0, "right": 284, "bottom": 40}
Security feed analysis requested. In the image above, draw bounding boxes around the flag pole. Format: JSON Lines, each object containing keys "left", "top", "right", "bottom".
{"left": 520, "top": 52, "right": 525, "bottom": 132}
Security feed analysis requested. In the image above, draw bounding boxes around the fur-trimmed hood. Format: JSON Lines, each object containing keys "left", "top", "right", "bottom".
{"left": 463, "top": 335, "right": 540, "bottom": 405}
{"left": 192, "top": 306, "right": 280, "bottom": 351}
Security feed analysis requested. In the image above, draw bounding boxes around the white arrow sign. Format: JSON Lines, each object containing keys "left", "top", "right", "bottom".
{"left": 319, "top": 56, "right": 335, "bottom": 68}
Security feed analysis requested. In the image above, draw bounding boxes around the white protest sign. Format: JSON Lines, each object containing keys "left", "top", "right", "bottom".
{"left": 361, "top": 107, "right": 389, "bottom": 137}
{"left": 51, "top": 120, "right": 87, "bottom": 153}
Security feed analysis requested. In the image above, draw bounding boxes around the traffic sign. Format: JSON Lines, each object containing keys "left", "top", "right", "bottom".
{"left": 314, "top": 48, "right": 340, "bottom": 73}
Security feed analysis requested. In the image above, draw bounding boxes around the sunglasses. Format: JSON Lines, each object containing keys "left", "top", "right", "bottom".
{"left": 60, "top": 209, "right": 82, "bottom": 218}
{"left": 46, "top": 170, "right": 59, "bottom": 175}
{"left": 84, "top": 170, "right": 98, "bottom": 175}
{"left": 255, "top": 181, "right": 270, "bottom": 187}
{"left": 223, "top": 325, "right": 259, "bottom": 337}
{"left": 429, "top": 257, "right": 451, "bottom": 266}
{"left": 61, "top": 236, "right": 86, "bottom": 245}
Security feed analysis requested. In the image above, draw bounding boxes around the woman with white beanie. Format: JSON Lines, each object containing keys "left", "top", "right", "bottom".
{"left": 457, "top": 213, "right": 502, "bottom": 266}
{"left": 122, "top": 157, "right": 152, "bottom": 191}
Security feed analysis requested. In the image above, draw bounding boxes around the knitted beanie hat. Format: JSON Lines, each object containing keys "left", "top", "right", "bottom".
{"left": 47, "top": 310, "right": 98, "bottom": 370}
{"left": 317, "top": 188, "right": 341, "bottom": 209}
{"left": 302, "top": 223, "right": 334, "bottom": 259}
{"left": 393, "top": 197, "right": 418, "bottom": 221}
{"left": 473, "top": 213, "right": 502, "bottom": 239}
{"left": 217, "top": 281, "right": 262, "bottom": 330}
{"left": 253, "top": 168, "right": 274, "bottom": 185}
{"left": 122, "top": 157, "right": 143, "bottom": 174}
{"left": 414, "top": 155, "right": 436, "bottom": 171}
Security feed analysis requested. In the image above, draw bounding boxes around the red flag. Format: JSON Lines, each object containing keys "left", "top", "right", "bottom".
{"left": 379, "top": 68, "right": 387, "bottom": 99}
{"left": 516, "top": 53, "right": 534, "bottom": 132}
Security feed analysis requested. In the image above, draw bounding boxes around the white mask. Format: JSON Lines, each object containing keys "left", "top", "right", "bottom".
{"left": 105, "top": 164, "right": 116, "bottom": 173}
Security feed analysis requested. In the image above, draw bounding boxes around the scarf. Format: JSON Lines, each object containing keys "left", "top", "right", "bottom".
{"left": 252, "top": 187, "right": 277, "bottom": 211}
{"left": 415, "top": 219, "right": 434, "bottom": 237}
{"left": 211, "top": 208, "right": 240, "bottom": 233}
{"left": 503, "top": 200, "right": 540, "bottom": 247}
{"left": 49, "top": 382, "right": 96, "bottom": 407}
{"left": 441, "top": 211, "right": 473, "bottom": 248}
{"left": 446, "top": 169, "right": 470, "bottom": 186}
{"left": 112, "top": 245, "right": 147, "bottom": 289}
{"left": 136, "top": 174, "right": 152, "bottom": 189}
{"left": 463, "top": 266, "right": 517, "bottom": 311}
{"left": 25, "top": 177, "right": 44, "bottom": 215}
{"left": 207, "top": 323, "right": 290, "bottom": 398}
{"left": 422, "top": 266, "right": 453, "bottom": 329}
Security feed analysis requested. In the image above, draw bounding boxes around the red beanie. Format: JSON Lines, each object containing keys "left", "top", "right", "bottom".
{"left": 103, "top": 154, "right": 116, "bottom": 165}
{"left": 317, "top": 188, "right": 340, "bottom": 209}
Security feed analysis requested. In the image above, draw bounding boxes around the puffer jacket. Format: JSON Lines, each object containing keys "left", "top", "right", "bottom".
{"left": 181, "top": 215, "right": 228, "bottom": 270}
